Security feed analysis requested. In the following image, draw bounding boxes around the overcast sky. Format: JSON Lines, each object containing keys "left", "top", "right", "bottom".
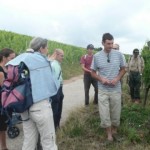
{"left": 0, "top": 0, "right": 150, "bottom": 54}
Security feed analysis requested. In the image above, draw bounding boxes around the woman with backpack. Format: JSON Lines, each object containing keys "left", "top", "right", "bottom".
{"left": 6, "top": 37, "right": 59, "bottom": 150}
{"left": 0, "top": 48, "right": 16, "bottom": 150}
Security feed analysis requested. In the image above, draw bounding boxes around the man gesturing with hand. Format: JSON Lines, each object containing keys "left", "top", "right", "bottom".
{"left": 91, "top": 33, "right": 126, "bottom": 143}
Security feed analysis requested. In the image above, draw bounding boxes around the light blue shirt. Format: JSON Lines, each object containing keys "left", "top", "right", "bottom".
{"left": 6, "top": 52, "right": 60, "bottom": 103}
{"left": 51, "top": 60, "right": 63, "bottom": 85}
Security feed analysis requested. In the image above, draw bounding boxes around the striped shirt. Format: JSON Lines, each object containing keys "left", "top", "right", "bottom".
{"left": 91, "top": 49, "right": 126, "bottom": 92}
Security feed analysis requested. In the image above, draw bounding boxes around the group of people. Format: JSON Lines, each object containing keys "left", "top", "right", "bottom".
{"left": 0, "top": 38, "right": 64, "bottom": 150}
{"left": 0, "top": 33, "right": 144, "bottom": 149}
{"left": 80, "top": 33, "right": 144, "bottom": 143}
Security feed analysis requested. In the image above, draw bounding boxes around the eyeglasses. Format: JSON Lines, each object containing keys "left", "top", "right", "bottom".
{"left": 107, "top": 54, "right": 110, "bottom": 63}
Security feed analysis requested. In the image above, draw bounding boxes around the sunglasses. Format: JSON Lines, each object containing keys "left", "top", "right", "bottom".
{"left": 107, "top": 54, "right": 110, "bottom": 63}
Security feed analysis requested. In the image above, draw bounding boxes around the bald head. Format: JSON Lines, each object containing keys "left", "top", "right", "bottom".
{"left": 113, "top": 44, "right": 119, "bottom": 50}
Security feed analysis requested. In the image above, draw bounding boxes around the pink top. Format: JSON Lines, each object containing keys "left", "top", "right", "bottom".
{"left": 80, "top": 54, "right": 93, "bottom": 74}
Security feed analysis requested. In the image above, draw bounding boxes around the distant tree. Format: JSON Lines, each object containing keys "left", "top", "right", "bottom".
{"left": 141, "top": 43, "right": 150, "bottom": 87}
{"left": 141, "top": 41, "right": 150, "bottom": 106}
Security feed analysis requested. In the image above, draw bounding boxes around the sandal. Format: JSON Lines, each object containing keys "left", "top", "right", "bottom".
{"left": 112, "top": 133, "right": 123, "bottom": 142}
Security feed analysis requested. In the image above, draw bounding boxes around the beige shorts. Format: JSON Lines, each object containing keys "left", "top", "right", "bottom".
{"left": 98, "top": 89, "right": 121, "bottom": 128}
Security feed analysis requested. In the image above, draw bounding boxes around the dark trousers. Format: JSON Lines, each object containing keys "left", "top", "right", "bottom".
{"left": 84, "top": 73, "right": 98, "bottom": 105}
{"left": 51, "top": 86, "right": 64, "bottom": 129}
{"left": 129, "top": 71, "right": 141, "bottom": 100}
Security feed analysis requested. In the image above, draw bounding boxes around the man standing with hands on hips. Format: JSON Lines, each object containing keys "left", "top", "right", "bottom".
{"left": 80, "top": 44, "right": 98, "bottom": 106}
{"left": 91, "top": 33, "right": 126, "bottom": 143}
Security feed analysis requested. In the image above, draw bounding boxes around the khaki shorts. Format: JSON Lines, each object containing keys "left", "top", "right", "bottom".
{"left": 98, "top": 89, "right": 121, "bottom": 128}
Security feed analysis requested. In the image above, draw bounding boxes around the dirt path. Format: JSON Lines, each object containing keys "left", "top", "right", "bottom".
{"left": 6, "top": 75, "right": 95, "bottom": 150}
{"left": 61, "top": 75, "right": 94, "bottom": 125}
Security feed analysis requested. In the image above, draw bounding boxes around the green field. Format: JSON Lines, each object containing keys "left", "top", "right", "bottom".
{"left": 0, "top": 30, "right": 87, "bottom": 79}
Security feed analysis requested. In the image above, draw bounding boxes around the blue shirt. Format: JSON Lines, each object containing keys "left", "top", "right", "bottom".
{"left": 51, "top": 60, "right": 63, "bottom": 85}
{"left": 6, "top": 52, "right": 60, "bottom": 103}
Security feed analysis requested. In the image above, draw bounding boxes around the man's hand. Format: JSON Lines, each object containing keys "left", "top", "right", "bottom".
{"left": 100, "top": 77, "right": 111, "bottom": 85}
{"left": 110, "top": 77, "right": 120, "bottom": 86}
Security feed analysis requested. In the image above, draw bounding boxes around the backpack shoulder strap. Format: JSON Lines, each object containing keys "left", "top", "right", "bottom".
{"left": 58, "top": 70, "right": 62, "bottom": 80}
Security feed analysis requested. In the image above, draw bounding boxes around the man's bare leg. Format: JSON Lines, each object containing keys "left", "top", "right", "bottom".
{"left": 111, "top": 125, "right": 117, "bottom": 135}
{"left": 106, "top": 127, "right": 113, "bottom": 141}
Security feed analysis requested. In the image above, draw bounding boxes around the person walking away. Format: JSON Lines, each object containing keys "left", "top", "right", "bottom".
{"left": 6, "top": 37, "right": 59, "bottom": 150}
{"left": 0, "top": 48, "right": 15, "bottom": 150}
{"left": 127, "top": 48, "right": 144, "bottom": 104}
{"left": 50, "top": 49, "right": 64, "bottom": 129}
{"left": 80, "top": 44, "right": 98, "bottom": 105}
{"left": 91, "top": 33, "right": 126, "bottom": 143}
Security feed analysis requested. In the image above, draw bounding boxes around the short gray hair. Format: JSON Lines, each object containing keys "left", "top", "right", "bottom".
{"left": 29, "top": 37, "right": 48, "bottom": 51}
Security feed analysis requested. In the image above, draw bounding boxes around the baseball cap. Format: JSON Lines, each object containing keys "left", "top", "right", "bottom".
{"left": 87, "top": 44, "right": 94, "bottom": 50}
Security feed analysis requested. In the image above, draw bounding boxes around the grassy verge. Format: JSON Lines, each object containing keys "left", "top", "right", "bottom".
{"left": 56, "top": 75, "right": 150, "bottom": 150}
{"left": 56, "top": 104, "right": 150, "bottom": 150}
{"left": 62, "top": 62, "right": 83, "bottom": 80}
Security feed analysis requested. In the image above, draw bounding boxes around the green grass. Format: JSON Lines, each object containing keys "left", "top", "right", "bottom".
{"left": 57, "top": 104, "right": 150, "bottom": 150}
{"left": 62, "top": 62, "right": 83, "bottom": 80}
